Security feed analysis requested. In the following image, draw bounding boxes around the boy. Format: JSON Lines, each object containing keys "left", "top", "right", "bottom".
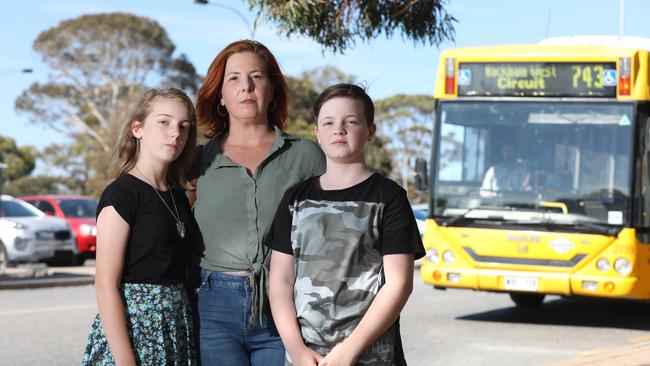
{"left": 267, "top": 83, "right": 425, "bottom": 366}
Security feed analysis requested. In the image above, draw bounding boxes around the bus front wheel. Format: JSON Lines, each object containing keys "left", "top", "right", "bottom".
{"left": 509, "top": 292, "right": 545, "bottom": 307}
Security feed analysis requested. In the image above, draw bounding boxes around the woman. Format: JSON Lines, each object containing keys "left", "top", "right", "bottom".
{"left": 192, "top": 40, "right": 325, "bottom": 366}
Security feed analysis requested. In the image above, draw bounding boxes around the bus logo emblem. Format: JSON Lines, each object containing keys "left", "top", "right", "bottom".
{"left": 549, "top": 237, "right": 574, "bottom": 254}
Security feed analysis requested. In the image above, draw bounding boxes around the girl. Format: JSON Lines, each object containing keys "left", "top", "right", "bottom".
{"left": 82, "top": 87, "right": 198, "bottom": 365}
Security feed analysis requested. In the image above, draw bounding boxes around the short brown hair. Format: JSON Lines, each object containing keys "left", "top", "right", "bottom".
{"left": 112, "top": 87, "right": 197, "bottom": 187}
{"left": 313, "top": 83, "right": 374, "bottom": 126}
{"left": 195, "top": 40, "right": 290, "bottom": 137}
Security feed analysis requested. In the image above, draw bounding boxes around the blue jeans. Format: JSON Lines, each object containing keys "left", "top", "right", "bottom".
{"left": 196, "top": 268, "right": 285, "bottom": 366}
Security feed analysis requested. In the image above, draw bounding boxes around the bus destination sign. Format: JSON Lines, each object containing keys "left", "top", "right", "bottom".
{"left": 457, "top": 62, "right": 617, "bottom": 97}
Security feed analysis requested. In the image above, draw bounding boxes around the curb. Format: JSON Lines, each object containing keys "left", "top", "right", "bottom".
{"left": 0, "top": 265, "right": 95, "bottom": 290}
{"left": 0, "top": 273, "right": 95, "bottom": 290}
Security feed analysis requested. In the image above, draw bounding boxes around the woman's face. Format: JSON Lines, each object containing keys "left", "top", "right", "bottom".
{"left": 220, "top": 52, "right": 274, "bottom": 125}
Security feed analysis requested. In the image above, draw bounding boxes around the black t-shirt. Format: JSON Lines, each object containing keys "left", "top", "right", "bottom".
{"left": 97, "top": 174, "right": 199, "bottom": 284}
{"left": 267, "top": 173, "right": 424, "bottom": 365}
{"left": 268, "top": 173, "right": 425, "bottom": 257}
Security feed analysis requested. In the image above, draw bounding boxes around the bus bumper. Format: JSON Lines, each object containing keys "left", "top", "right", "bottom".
{"left": 421, "top": 262, "right": 646, "bottom": 299}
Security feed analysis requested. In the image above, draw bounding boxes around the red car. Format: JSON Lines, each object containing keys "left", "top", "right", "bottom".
{"left": 20, "top": 195, "right": 97, "bottom": 264}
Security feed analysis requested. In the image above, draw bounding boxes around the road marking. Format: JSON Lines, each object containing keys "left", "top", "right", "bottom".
{"left": 472, "top": 343, "right": 578, "bottom": 356}
{"left": 630, "top": 334, "right": 650, "bottom": 343}
{"left": 0, "top": 304, "right": 96, "bottom": 316}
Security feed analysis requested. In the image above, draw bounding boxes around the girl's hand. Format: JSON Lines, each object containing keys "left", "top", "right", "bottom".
{"left": 318, "top": 342, "right": 359, "bottom": 366}
{"left": 290, "top": 345, "right": 323, "bottom": 366}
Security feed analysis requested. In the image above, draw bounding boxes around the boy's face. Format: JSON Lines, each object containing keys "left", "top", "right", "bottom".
{"left": 315, "top": 97, "right": 376, "bottom": 164}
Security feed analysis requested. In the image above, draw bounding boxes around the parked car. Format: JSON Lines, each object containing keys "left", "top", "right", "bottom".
{"left": 412, "top": 203, "right": 428, "bottom": 237}
{"left": 21, "top": 195, "right": 97, "bottom": 264}
{"left": 0, "top": 195, "right": 77, "bottom": 266}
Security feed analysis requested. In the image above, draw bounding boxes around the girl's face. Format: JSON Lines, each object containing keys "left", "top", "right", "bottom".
{"left": 131, "top": 97, "right": 191, "bottom": 165}
{"left": 315, "top": 97, "right": 376, "bottom": 164}
{"left": 220, "top": 52, "right": 274, "bottom": 125}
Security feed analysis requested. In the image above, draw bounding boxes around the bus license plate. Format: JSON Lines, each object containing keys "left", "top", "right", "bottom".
{"left": 504, "top": 276, "right": 538, "bottom": 291}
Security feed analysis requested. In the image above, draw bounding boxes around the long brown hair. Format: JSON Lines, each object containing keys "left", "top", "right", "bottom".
{"left": 195, "top": 40, "right": 290, "bottom": 138}
{"left": 112, "top": 87, "right": 197, "bottom": 187}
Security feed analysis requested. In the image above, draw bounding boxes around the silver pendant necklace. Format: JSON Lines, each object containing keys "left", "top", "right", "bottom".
{"left": 134, "top": 166, "right": 186, "bottom": 239}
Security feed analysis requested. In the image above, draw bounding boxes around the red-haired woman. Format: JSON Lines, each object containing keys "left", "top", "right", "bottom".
{"left": 191, "top": 40, "right": 325, "bottom": 366}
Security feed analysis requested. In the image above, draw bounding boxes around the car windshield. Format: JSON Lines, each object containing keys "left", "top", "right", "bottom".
{"left": 1, "top": 199, "right": 42, "bottom": 217}
{"left": 57, "top": 199, "right": 98, "bottom": 218}
{"left": 433, "top": 101, "right": 635, "bottom": 227}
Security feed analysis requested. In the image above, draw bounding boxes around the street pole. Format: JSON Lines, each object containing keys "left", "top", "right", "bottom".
{"left": 0, "top": 67, "right": 33, "bottom": 212}
{"left": 0, "top": 68, "right": 33, "bottom": 76}
{"left": 619, "top": 0, "right": 625, "bottom": 37}
{"left": 194, "top": 0, "right": 255, "bottom": 39}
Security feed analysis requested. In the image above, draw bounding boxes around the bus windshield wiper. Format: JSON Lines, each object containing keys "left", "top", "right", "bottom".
{"left": 441, "top": 208, "right": 506, "bottom": 227}
{"left": 440, "top": 207, "right": 620, "bottom": 235}
{"left": 441, "top": 203, "right": 539, "bottom": 227}
{"left": 558, "top": 221, "right": 620, "bottom": 236}
{"left": 441, "top": 209, "right": 474, "bottom": 227}
{"left": 508, "top": 218, "right": 620, "bottom": 236}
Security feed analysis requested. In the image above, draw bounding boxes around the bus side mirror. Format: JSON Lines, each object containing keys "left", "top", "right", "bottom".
{"left": 414, "top": 157, "right": 428, "bottom": 192}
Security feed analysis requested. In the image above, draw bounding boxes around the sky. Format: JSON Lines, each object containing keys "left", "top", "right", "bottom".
{"left": 1, "top": 0, "right": 649, "bottom": 152}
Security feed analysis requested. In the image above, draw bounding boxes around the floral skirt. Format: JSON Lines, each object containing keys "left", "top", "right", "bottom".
{"left": 82, "top": 283, "right": 196, "bottom": 365}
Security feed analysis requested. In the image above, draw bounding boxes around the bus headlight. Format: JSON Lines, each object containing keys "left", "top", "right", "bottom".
{"left": 596, "top": 258, "right": 610, "bottom": 272}
{"left": 442, "top": 250, "right": 456, "bottom": 264}
{"left": 614, "top": 258, "right": 632, "bottom": 276}
{"left": 425, "top": 248, "right": 439, "bottom": 264}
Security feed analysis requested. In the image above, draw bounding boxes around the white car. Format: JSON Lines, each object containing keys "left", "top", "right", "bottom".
{"left": 412, "top": 203, "right": 428, "bottom": 237}
{"left": 0, "top": 195, "right": 77, "bottom": 266}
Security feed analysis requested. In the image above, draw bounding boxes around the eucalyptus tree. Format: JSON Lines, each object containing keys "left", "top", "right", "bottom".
{"left": 249, "top": 0, "right": 456, "bottom": 53}
{"left": 15, "top": 12, "right": 200, "bottom": 195}
{"left": 375, "top": 94, "right": 435, "bottom": 195}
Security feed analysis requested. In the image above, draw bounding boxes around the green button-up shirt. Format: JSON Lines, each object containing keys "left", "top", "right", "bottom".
{"left": 194, "top": 126, "right": 325, "bottom": 273}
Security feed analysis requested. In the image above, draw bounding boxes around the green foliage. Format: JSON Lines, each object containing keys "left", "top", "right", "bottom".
{"left": 3, "top": 175, "right": 75, "bottom": 197}
{"left": 365, "top": 136, "right": 393, "bottom": 178}
{"left": 249, "top": 0, "right": 456, "bottom": 53}
{"left": 15, "top": 12, "right": 200, "bottom": 197}
{"left": 0, "top": 135, "right": 36, "bottom": 183}
{"left": 39, "top": 142, "right": 108, "bottom": 196}
{"left": 375, "top": 94, "right": 435, "bottom": 200}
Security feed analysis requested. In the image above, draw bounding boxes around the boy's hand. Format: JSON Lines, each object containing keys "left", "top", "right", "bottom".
{"left": 290, "top": 345, "right": 323, "bottom": 366}
{"left": 318, "top": 342, "right": 359, "bottom": 366}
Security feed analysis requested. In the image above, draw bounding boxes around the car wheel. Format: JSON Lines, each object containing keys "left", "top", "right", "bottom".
{"left": 45, "top": 251, "right": 77, "bottom": 267}
{"left": 74, "top": 254, "right": 86, "bottom": 266}
{"left": 509, "top": 292, "right": 545, "bottom": 307}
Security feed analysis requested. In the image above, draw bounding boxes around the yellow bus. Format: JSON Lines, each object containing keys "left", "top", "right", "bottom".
{"left": 417, "top": 36, "right": 650, "bottom": 306}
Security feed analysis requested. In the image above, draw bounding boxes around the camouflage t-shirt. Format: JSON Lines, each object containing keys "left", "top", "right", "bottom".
{"left": 268, "top": 173, "right": 424, "bottom": 365}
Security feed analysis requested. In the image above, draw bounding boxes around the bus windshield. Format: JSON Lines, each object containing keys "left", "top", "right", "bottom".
{"left": 434, "top": 101, "right": 635, "bottom": 227}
